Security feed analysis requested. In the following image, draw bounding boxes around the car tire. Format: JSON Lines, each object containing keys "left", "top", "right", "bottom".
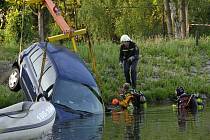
{"left": 8, "top": 67, "right": 21, "bottom": 91}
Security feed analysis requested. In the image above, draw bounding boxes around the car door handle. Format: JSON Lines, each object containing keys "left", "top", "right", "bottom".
{"left": 23, "top": 64, "right": 27, "bottom": 68}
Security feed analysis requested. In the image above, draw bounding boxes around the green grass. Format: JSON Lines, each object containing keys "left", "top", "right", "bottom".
{"left": 0, "top": 43, "right": 19, "bottom": 61}
{"left": 0, "top": 37, "right": 210, "bottom": 106}
{"left": 0, "top": 85, "right": 25, "bottom": 109}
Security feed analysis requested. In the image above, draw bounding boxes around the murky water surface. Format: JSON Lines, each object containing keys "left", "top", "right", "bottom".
{"left": 103, "top": 103, "right": 210, "bottom": 140}
{"left": 41, "top": 103, "right": 210, "bottom": 140}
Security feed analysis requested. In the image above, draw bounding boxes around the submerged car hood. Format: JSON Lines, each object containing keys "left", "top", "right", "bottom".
{"left": 39, "top": 42, "right": 97, "bottom": 87}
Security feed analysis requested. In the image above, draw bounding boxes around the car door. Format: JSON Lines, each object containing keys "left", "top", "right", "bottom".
{"left": 20, "top": 45, "right": 42, "bottom": 101}
{"left": 30, "top": 44, "right": 56, "bottom": 100}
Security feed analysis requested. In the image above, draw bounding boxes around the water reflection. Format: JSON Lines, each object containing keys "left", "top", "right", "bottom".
{"left": 48, "top": 104, "right": 209, "bottom": 140}
{"left": 111, "top": 109, "right": 144, "bottom": 140}
{"left": 52, "top": 114, "right": 104, "bottom": 140}
{"left": 104, "top": 104, "right": 210, "bottom": 140}
{"left": 177, "top": 109, "right": 197, "bottom": 132}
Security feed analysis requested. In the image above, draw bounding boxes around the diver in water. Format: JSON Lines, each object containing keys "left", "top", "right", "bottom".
{"left": 175, "top": 87, "right": 197, "bottom": 131}
{"left": 112, "top": 83, "right": 146, "bottom": 110}
{"left": 176, "top": 87, "right": 186, "bottom": 97}
{"left": 175, "top": 87, "right": 197, "bottom": 112}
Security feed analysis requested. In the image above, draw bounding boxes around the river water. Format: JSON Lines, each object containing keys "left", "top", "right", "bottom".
{"left": 42, "top": 103, "right": 209, "bottom": 140}
{"left": 102, "top": 103, "right": 210, "bottom": 140}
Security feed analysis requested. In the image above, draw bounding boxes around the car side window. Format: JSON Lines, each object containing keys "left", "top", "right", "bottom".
{"left": 30, "top": 47, "right": 43, "bottom": 63}
{"left": 30, "top": 47, "right": 51, "bottom": 79}
{"left": 41, "top": 66, "right": 56, "bottom": 96}
{"left": 29, "top": 46, "right": 56, "bottom": 96}
{"left": 30, "top": 47, "right": 44, "bottom": 78}
{"left": 32, "top": 54, "right": 43, "bottom": 78}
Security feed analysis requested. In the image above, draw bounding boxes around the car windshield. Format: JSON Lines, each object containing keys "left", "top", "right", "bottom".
{"left": 52, "top": 79, "right": 103, "bottom": 114}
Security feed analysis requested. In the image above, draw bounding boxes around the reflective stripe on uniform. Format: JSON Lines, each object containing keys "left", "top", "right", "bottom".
{"left": 122, "top": 48, "right": 134, "bottom": 52}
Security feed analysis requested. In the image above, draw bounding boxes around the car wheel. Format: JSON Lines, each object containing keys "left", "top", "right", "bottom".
{"left": 8, "top": 67, "right": 21, "bottom": 91}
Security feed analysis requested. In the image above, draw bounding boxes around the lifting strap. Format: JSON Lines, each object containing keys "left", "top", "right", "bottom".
{"left": 36, "top": 42, "right": 48, "bottom": 101}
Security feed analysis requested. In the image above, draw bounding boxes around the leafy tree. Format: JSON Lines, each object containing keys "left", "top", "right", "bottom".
{"left": 189, "top": 0, "right": 210, "bottom": 23}
{"left": 78, "top": 0, "right": 164, "bottom": 40}
{"left": 4, "top": 7, "right": 38, "bottom": 44}
{"left": 1, "top": 0, "right": 210, "bottom": 43}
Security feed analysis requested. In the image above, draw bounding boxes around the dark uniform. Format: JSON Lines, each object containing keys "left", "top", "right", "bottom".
{"left": 119, "top": 41, "right": 139, "bottom": 89}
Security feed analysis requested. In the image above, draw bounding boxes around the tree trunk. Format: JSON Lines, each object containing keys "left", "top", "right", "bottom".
{"left": 38, "top": 6, "right": 44, "bottom": 42}
{"left": 170, "top": 1, "right": 181, "bottom": 39}
{"left": 162, "top": 4, "right": 166, "bottom": 37}
{"left": 180, "top": 0, "right": 186, "bottom": 39}
{"left": 164, "top": 0, "right": 173, "bottom": 37}
{"left": 185, "top": 0, "right": 189, "bottom": 37}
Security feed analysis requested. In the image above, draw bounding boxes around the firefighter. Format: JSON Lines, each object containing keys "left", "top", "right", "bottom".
{"left": 119, "top": 35, "right": 139, "bottom": 89}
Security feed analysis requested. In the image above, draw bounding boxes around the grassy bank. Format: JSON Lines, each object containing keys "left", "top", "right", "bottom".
{"left": 0, "top": 37, "right": 210, "bottom": 106}
{"left": 78, "top": 37, "right": 210, "bottom": 104}
{"left": 0, "top": 85, "right": 24, "bottom": 108}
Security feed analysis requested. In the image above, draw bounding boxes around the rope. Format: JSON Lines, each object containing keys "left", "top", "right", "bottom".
{"left": 19, "top": 0, "right": 25, "bottom": 54}
{"left": 0, "top": 103, "right": 33, "bottom": 119}
{"left": 0, "top": 110, "right": 30, "bottom": 119}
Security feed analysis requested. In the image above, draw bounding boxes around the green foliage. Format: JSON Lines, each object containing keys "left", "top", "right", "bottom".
{"left": 188, "top": 0, "right": 210, "bottom": 36}
{"left": 78, "top": 0, "right": 164, "bottom": 40}
{"left": 78, "top": 0, "right": 113, "bottom": 40}
{"left": 4, "top": 9, "right": 19, "bottom": 43}
{"left": 4, "top": 7, "right": 38, "bottom": 45}
{"left": 0, "top": 30, "right": 4, "bottom": 43}
{"left": 77, "top": 0, "right": 210, "bottom": 39}
{"left": 48, "top": 23, "right": 61, "bottom": 36}
{"left": 0, "top": 0, "right": 210, "bottom": 43}
{"left": 189, "top": 0, "right": 210, "bottom": 23}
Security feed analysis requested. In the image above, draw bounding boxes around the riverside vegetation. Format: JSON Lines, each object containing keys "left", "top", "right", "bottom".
{"left": 0, "top": 37, "right": 210, "bottom": 108}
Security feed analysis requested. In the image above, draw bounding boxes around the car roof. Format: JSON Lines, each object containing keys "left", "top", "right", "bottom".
{"left": 38, "top": 42, "right": 97, "bottom": 87}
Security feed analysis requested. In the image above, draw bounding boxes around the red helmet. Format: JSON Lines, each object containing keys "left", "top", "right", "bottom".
{"left": 112, "top": 98, "right": 119, "bottom": 105}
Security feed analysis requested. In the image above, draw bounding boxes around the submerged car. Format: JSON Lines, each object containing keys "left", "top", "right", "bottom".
{"left": 8, "top": 42, "right": 104, "bottom": 120}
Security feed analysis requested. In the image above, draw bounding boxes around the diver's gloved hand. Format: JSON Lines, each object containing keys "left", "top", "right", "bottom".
{"left": 119, "top": 93, "right": 125, "bottom": 99}
{"left": 128, "top": 56, "right": 135, "bottom": 63}
{"left": 119, "top": 62, "right": 123, "bottom": 68}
